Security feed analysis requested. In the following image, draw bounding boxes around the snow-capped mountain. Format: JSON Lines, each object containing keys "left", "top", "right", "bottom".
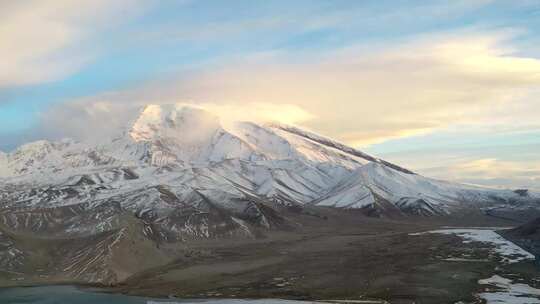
{"left": 0, "top": 104, "right": 538, "bottom": 284}
{"left": 1, "top": 104, "right": 537, "bottom": 212}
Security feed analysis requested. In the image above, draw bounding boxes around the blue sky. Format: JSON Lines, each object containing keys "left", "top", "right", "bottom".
{"left": 1, "top": 0, "right": 540, "bottom": 189}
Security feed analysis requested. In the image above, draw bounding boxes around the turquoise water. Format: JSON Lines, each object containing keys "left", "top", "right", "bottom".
{"left": 0, "top": 285, "right": 316, "bottom": 304}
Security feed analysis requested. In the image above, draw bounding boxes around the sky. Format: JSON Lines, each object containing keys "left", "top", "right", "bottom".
{"left": 1, "top": 0, "right": 539, "bottom": 190}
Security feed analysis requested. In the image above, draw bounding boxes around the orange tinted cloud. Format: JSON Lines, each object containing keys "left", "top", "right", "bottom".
{"left": 35, "top": 30, "right": 540, "bottom": 150}
{"left": 157, "top": 31, "right": 540, "bottom": 147}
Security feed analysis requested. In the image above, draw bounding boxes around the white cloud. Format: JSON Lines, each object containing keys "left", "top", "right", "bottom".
{"left": 0, "top": 0, "right": 145, "bottom": 88}
{"left": 27, "top": 30, "right": 540, "bottom": 147}
{"left": 115, "top": 30, "right": 540, "bottom": 147}
{"left": 31, "top": 98, "right": 315, "bottom": 146}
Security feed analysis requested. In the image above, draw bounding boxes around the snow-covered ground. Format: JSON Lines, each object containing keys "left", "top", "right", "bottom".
{"left": 410, "top": 229, "right": 535, "bottom": 263}
{"left": 478, "top": 275, "right": 540, "bottom": 304}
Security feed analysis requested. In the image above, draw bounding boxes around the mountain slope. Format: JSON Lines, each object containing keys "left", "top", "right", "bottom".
{"left": 1, "top": 104, "right": 536, "bottom": 213}
{"left": 0, "top": 104, "right": 538, "bottom": 284}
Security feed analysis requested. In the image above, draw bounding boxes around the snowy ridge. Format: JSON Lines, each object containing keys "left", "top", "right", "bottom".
{"left": 0, "top": 104, "right": 537, "bottom": 218}
{"left": 267, "top": 123, "right": 415, "bottom": 174}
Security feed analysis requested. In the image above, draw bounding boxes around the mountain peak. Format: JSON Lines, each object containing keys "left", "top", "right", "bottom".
{"left": 129, "top": 104, "right": 221, "bottom": 143}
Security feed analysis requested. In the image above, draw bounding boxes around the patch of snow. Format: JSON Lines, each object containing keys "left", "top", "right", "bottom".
{"left": 411, "top": 229, "right": 534, "bottom": 263}
{"left": 478, "top": 275, "right": 540, "bottom": 303}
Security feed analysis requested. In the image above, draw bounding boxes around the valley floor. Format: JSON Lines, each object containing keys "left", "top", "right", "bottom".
{"left": 2, "top": 209, "right": 538, "bottom": 304}
{"left": 108, "top": 211, "right": 538, "bottom": 304}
